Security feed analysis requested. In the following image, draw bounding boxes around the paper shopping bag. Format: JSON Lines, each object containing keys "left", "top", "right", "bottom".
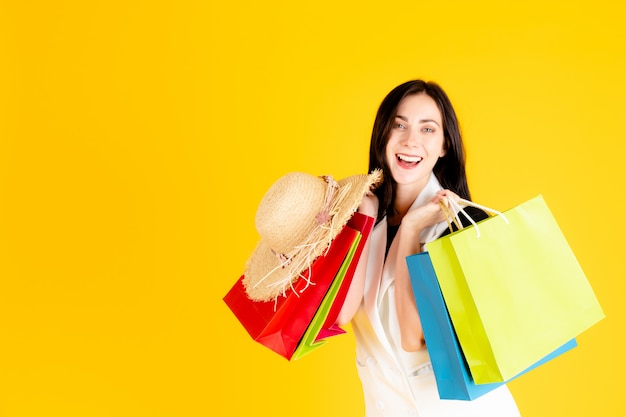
{"left": 426, "top": 195, "right": 604, "bottom": 384}
{"left": 223, "top": 213, "right": 370, "bottom": 360}
{"left": 316, "top": 212, "right": 376, "bottom": 341}
{"left": 293, "top": 213, "right": 375, "bottom": 358}
{"left": 406, "top": 252, "right": 578, "bottom": 400}
{"left": 292, "top": 233, "right": 362, "bottom": 360}
{"left": 223, "top": 227, "right": 358, "bottom": 360}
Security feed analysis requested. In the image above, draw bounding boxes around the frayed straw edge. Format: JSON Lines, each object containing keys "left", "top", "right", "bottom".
{"left": 250, "top": 169, "right": 383, "bottom": 303}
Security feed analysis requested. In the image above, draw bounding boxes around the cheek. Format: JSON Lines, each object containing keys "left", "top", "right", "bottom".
{"left": 385, "top": 140, "right": 396, "bottom": 159}
{"left": 386, "top": 133, "right": 404, "bottom": 152}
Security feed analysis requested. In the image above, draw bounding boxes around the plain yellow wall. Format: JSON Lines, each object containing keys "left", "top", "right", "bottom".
{"left": 1, "top": 0, "right": 624, "bottom": 416}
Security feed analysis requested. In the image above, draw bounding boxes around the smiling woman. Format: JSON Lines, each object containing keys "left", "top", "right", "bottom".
{"left": 337, "top": 80, "right": 520, "bottom": 417}
{"left": 385, "top": 94, "right": 447, "bottom": 205}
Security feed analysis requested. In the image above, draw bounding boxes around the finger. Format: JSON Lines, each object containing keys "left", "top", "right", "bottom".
{"left": 439, "top": 189, "right": 460, "bottom": 204}
{"left": 429, "top": 195, "right": 444, "bottom": 205}
{"left": 432, "top": 193, "right": 449, "bottom": 206}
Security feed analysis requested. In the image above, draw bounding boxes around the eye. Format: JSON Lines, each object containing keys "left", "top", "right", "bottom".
{"left": 393, "top": 122, "right": 407, "bottom": 130}
{"left": 422, "top": 127, "right": 435, "bottom": 133}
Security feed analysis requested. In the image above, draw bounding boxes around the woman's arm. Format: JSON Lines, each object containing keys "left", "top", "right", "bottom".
{"left": 394, "top": 223, "right": 426, "bottom": 351}
{"left": 393, "top": 190, "right": 457, "bottom": 351}
{"left": 336, "top": 235, "right": 371, "bottom": 326}
{"left": 336, "top": 193, "right": 378, "bottom": 326}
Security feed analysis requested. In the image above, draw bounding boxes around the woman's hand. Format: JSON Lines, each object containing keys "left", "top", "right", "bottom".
{"left": 357, "top": 190, "right": 379, "bottom": 219}
{"left": 400, "top": 189, "right": 460, "bottom": 236}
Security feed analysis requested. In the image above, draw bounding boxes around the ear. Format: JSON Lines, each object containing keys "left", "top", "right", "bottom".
{"left": 439, "top": 141, "right": 447, "bottom": 158}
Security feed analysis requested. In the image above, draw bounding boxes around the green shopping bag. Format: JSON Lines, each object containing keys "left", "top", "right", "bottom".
{"left": 426, "top": 195, "right": 604, "bottom": 384}
{"left": 292, "top": 233, "right": 361, "bottom": 360}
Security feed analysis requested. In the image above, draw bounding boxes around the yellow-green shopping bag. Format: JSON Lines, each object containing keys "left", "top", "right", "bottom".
{"left": 291, "top": 233, "right": 361, "bottom": 360}
{"left": 293, "top": 213, "right": 375, "bottom": 359}
{"left": 426, "top": 195, "right": 604, "bottom": 384}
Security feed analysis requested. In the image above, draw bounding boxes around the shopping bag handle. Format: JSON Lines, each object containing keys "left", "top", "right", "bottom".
{"left": 439, "top": 200, "right": 462, "bottom": 233}
{"left": 443, "top": 197, "right": 509, "bottom": 238}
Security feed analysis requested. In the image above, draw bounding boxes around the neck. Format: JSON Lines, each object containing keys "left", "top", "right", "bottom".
{"left": 389, "top": 179, "right": 428, "bottom": 225}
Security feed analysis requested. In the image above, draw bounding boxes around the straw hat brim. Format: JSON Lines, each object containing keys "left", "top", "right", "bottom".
{"left": 243, "top": 169, "right": 382, "bottom": 302}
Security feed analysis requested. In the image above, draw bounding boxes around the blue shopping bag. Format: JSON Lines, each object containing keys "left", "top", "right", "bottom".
{"left": 406, "top": 252, "right": 578, "bottom": 400}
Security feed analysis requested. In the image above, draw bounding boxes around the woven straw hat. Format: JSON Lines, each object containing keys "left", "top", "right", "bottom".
{"left": 243, "top": 169, "right": 383, "bottom": 302}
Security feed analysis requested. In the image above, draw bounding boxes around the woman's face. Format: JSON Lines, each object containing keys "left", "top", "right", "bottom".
{"left": 385, "top": 93, "right": 446, "bottom": 192}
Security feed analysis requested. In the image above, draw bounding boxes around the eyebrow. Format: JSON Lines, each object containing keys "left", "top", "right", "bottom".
{"left": 395, "top": 115, "right": 441, "bottom": 127}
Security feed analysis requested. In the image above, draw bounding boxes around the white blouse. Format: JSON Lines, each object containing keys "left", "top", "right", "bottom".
{"left": 350, "top": 174, "right": 521, "bottom": 417}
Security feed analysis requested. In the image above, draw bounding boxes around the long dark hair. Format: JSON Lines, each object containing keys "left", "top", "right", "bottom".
{"left": 368, "top": 80, "right": 471, "bottom": 221}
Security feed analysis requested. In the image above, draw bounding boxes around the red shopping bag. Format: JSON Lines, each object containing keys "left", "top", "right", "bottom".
{"left": 223, "top": 213, "right": 372, "bottom": 360}
{"left": 315, "top": 212, "right": 375, "bottom": 341}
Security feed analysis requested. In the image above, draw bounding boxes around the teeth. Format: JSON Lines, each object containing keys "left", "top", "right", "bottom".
{"left": 397, "top": 154, "right": 422, "bottom": 163}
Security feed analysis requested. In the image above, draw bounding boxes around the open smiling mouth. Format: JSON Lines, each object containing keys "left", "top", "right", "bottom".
{"left": 397, "top": 153, "right": 423, "bottom": 167}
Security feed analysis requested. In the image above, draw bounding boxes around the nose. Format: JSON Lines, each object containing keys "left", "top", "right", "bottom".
{"left": 403, "top": 128, "right": 420, "bottom": 147}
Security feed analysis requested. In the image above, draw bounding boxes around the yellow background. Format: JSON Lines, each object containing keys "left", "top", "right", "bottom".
{"left": 1, "top": 0, "right": 623, "bottom": 416}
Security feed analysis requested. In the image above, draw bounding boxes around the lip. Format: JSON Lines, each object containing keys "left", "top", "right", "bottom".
{"left": 395, "top": 153, "right": 423, "bottom": 168}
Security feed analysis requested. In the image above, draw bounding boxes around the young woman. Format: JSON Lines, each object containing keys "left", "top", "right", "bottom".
{"left": 338, "top": 80, "right": 521, "bottom": 416}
